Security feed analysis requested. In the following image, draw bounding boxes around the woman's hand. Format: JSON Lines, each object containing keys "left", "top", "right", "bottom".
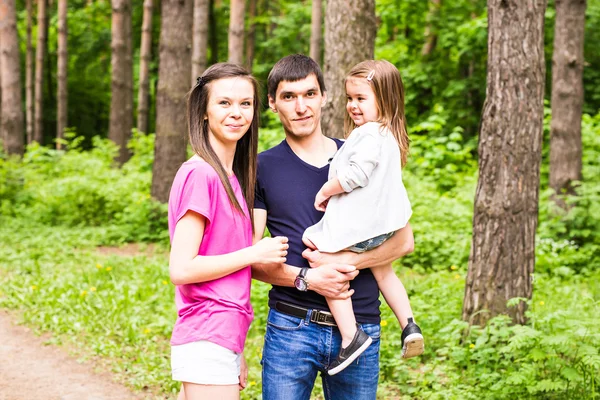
{"left": 238, "top": 353, "right": 248, "bottom": 391}
{"left": 251, "top": 236, "right": 289, "bottom": 265}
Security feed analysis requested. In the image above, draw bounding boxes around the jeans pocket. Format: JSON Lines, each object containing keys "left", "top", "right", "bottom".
{"left": 266, "top": 309, "right": 305, "bottom": 331}
{"left": 360, "top": 323, "right": 381, "bottom": 341}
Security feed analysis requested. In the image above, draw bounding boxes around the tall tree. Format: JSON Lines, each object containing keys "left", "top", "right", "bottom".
{"left": 549, "top": 0, "right": 586, "bottom": 202}
{"left": 228, "top": 0, "right": 244, "bottom": 65}
{"left": 34, "top": 0, "right": 48, "bottom": 144}
{"left": 310, "top": 0, "right": 322, "bottom": 65}
{"left": 421, "top": 0, "right": 441, "bottom": 56}
{"left": 109, "top": 0, "right": 133, "bottom": 164}
{"left": 322, "top": 0, "right": 376, "bottom": 138}
{"left": 57, "top": 0, "right": 68, "bottom": 149}
{"left": 463, "top": 0, "right": 547, "bottom": 326}
{"left": 191, "top": 0, "right": 209, "bottom": 84}
{"left": 151, "top": 0, "right": 193, "bottom": 202}
{"left": 137, "top": 0, "right": 153, "bottom": 134}
{"left": 25, "top": 0, "right": 34, "bottom": 145}
{"left": 244, "top": 0, "right": 256, "bottom": 70}
{"left": 0, "top": 0, "right": 24, "bottom": 155}
{"left": 209, "top": 0, "right": 218, "bottom": 64}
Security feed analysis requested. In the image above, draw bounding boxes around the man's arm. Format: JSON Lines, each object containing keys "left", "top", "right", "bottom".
{"left": 302, "top": 223, "right": 415, "bottom": 270}
{"left": 251, "top": 209, "right": 359, "bottom": 299}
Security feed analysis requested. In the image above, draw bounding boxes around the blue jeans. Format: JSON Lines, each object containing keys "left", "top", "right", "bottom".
{"left": 347, "top": 231, "right": 396, "bottom": 253}
{"left": 261, "top": 308, "right": 381, "bottom": 400}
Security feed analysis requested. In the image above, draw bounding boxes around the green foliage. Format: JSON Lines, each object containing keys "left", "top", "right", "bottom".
{"left": 0, "top": 132, "right": 168, "bottom": 244}
{"left": 1, "top": 220, "right": 598, "bottom": 399}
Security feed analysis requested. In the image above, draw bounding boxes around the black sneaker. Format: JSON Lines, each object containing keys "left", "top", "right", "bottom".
{"left": 327, "top": 328, "right": 373, "bottom": 376}
{"left": 401, "top": 317, "right": 424, "bottom": 358}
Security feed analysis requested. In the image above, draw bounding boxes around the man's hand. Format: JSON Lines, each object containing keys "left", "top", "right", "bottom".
{"left": 302, "top": 248, "right": 356, "bottom": 269}
{"left": 305, "top": 263, "right": 358, "bottom": 299}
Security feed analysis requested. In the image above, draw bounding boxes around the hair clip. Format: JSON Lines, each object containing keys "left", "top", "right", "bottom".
{"left": 366, "top": 70, "right": 375, "bottom": 82}
{"left": 196, "top": 76, "right": 207, "bottom": 87}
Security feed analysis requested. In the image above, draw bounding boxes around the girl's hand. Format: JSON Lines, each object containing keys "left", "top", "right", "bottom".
{"left": 314, "top": 190, "right": 330, "bottom": 212}
{"left": 238, "top": 353, "right": 248, "bottom": 391}
{"left": 251, "top": 236, "right": 289, "bottom": 265}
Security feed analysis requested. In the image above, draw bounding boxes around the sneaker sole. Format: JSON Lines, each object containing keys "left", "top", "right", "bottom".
{"left": 327, "top": 336, "right": 373, "bottom": 376}
{"left": 402, "top": 333, "right": 424, "bottom": 359}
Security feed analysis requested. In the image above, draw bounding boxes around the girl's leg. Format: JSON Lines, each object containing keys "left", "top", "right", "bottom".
{"left": 326, "top": 297, "right": 358, "bottom": 347}
{"left": 371, "top": 264, "right": 413, "bottom": 328}
{"left": 182, "top": 383, "right": 239, "bottom": 400}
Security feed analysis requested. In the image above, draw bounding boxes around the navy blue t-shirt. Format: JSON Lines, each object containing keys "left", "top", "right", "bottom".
{"left": 255, "top": 138, "right": 381, "bottom": 324}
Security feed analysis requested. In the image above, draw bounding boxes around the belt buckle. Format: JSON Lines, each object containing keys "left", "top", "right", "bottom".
{"left": 311, "top": 310, "right": 336, "bottom": 327}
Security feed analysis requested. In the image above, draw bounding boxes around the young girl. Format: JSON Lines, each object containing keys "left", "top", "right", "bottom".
{"left": 303, "top": 59, "right": 423, "bottom": 375}
{"left": 168, "top": 63, "right": 289, "bottom": 400}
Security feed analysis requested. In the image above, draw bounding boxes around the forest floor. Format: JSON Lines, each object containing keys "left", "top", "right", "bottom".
{"left": 0, "top": 244, "right": 159, "bottom": 400}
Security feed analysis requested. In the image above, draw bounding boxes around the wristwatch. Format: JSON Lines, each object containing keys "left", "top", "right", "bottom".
{"left": 294, "top": 267, "right": 309, "bottom": 292}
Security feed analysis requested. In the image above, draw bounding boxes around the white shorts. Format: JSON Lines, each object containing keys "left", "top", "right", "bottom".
{"left": 171, "top": 340, "right": 241, "bottom": 385}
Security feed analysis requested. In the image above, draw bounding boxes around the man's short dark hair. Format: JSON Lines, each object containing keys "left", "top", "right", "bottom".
{"left": 267, "top": 54, "right": 327, "bottom": 99}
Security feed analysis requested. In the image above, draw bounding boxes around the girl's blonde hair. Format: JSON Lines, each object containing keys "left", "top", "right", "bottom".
{"left": 344, "top": 60, "right": 410, "bottom": 166}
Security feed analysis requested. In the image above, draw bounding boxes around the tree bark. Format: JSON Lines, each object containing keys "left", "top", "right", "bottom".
{"left": 549, "top": 0, "right": 586, "bottom": 201}
{"left": 151, "top": 0, "right": 193, "bottom": 203}
{"left": 228, "top": 0, "right": 244, "bottom": 65}
{"left": 109, "top": 0, "right": 133, "bottom": 164}
{"left": 463, "top": 0, "right": 547, "bottom": 327}
{"left": 0, "top": 0, "right": 25, "bottom": 155}
{"left": 25, "top": 0, "right": 34, "bottom": 145}
{"left": 421, "top": 0, "right": 441, "bottom": 57}
{"left": 34, "top": 0, "right": 48, "bottom": 144}
{"left": 322, "top": 0, "right": 376, "bottom": 138}
{"left": 191, "top": 0, "right": 209, "bottom": 84}
{"left": 209, "top": 0, "right": 218, "bottom": 64}
{"left": 244, "top": 0, "right": 256, "bottom": 70}
{"left": 56, "top": 0, "right": 68, "bottom": 149}
{"left": 310, "top": 0, "right": 322, "bottom": 65}
{"left": 137, "top": 0, "right": 153, "bottom": 134}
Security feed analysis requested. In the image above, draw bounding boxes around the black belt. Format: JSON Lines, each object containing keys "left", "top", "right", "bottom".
{"left": 275, "top": 301, "right": 337, "bottom": 327}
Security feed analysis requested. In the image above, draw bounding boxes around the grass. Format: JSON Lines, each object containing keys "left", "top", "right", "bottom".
{"left": 1, "top": 217, "right": 598, "bottom": 399}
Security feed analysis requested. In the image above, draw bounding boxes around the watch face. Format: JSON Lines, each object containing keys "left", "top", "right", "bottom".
{"left": 295, "top": 277, "right": 307, "bottom": 291}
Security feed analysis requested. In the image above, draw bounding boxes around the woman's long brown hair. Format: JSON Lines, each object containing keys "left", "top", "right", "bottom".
{"left": 187, "top": 63, "right": 259, "bottom": 230}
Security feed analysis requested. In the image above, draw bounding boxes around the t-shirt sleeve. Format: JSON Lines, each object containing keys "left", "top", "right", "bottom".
{"left": 254, "top": 162, "right": 267, "bottom": 210}
{"left": 337, "top": 124, "right": 382, "bottom": 192}
{"left": 175, "top": 166, "right": 215, "bottom": 225}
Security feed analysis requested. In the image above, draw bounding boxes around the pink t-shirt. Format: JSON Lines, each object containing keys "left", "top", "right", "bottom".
{"left": 167, "top": 158, "right": 254, "bottom": 353}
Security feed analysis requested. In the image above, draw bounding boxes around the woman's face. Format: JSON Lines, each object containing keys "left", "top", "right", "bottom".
{"left": 206, "top": 77, "right": 255, "bottom": 148}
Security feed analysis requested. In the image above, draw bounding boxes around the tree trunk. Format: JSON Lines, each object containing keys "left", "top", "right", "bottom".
{"left": 462, "top": 0, "right": 547, "bottom": 327}
{"left": 25, "top": 0, "right": 34, "bottom": 145}
{"left": 421, "top": 0, "right": 441, "bottom": 57}
{"left": 191, "top": 0, "right": 209, "bottom": 84}
{"left": 209, "top": 0, "right": 218, "bottom": 64}
{"left": 137, "top": 0, "right": 153, "bottom": 134}
{"left": 151, "top": 0, "right": 193, "bottom": 203}
{"left": 549, "top": 0, "right": 586, "bottom": 202}
{"left": 56, "top": 0, "right": 68, "bottom": 149}
{"left": 0, "top": 0, "right": 25, "bottom": 155}
{"left": 109, "top": 0, "right": 133, "bottom": 164}
{"left": 310, "top": 0, "right": 322, "bottom": 65}
{"left": 228, "top": 0, "right": 244, "bottom": 65}
{"left": 322, "top": 0, "right": 376, "bottom": 138}
{"left": 34, "top": 0, "right": 48, "bottom": 144}
{"left": 244, "top": 0, "right": 256, "bottom": 70}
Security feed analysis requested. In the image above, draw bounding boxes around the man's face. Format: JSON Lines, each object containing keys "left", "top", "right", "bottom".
{"left": 269, "top": 74, "right": 327, "bottom": 139}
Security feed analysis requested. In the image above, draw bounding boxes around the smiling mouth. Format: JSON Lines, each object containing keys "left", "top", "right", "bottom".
{"left": 293, "top": 116, "right": 312, "bottom": 122}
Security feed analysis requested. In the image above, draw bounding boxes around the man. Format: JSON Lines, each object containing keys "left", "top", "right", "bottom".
{"left": 252, "top": 54, "right": 414, "bottom": 400}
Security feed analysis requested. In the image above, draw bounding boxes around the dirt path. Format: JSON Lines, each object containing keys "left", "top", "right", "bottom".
{"left": 0, "top": 308, "right": 144, "bottom": 400}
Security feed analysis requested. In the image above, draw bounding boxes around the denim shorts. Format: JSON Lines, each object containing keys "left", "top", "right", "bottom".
{"left": 347, "top": 231, "right": 396, "bottom": 253}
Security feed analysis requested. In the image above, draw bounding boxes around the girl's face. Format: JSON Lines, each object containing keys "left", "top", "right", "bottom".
{"left": 346, "top": 77, "right": 379, "bottom": 127}
{"left": 206, "top": 77, "right": 254, "bottom": 148}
